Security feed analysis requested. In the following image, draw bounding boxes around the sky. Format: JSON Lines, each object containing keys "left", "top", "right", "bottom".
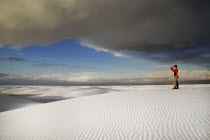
{"left": 0, "top": 0, "right": 210, "bottom": 85}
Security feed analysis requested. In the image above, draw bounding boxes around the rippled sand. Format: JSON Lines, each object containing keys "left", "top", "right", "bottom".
{"left": 0, "top": 84, "right": 209, "bottom": 140}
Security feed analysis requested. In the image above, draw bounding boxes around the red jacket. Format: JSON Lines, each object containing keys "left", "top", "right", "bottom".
{"left": 170, "top": 68, "right": 178, "bottom": 76}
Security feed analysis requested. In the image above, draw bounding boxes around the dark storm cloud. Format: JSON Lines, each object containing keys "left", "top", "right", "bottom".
{"left": 146, "top": 46, "right": 210, "bottom": 67}
{"left": 0, "top": 56, "right": 25, "bottom": 61}
{"left": 0, "top": 0, "right": 210, "bottom": 65}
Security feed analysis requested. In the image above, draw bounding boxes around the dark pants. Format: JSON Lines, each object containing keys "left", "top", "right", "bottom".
{"left": 174, "top": 76, "right": 179, "bottom": 89}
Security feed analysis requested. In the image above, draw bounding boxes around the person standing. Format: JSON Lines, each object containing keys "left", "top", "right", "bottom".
{"left": 170, "top": 65, "right": 179, "bottom": 89}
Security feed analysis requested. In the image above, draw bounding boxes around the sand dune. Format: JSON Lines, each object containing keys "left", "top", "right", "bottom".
{"left": 0, "top": 84, "right": 209, "bottom": 140}
{"left": 0, "top": 86, "right": 118, "bottom": 103}
{"left": 0, "top": 94, "right": 41, "bottom": 112}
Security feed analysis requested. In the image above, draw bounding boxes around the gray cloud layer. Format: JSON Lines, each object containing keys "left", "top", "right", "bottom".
{"left": 32, "top": 63, "right": 95, "bottom": 68}
{"left": 0, "top": 72, "right": 166, "bottom": 85}
{"left": 0, "top": 56, "right": 25, "bottom": 61}
{"left": 0, "top": 76, "right": 209, "bottom": 86}
{"left": 0, "top": 73, "right": 10, "bottom": 77}
{"left": 0, "top": 0, "right": 210, "bottom": 65}
{"left": 32, "top": 63, "right": 67, "bottom": 67}
{"left": 0, "top": 73, "right": 21, "bottom": 77}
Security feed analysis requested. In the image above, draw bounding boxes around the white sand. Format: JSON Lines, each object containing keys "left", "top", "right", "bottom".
{"left": 0, "top": 84, "right": 209, "bottom": 140}
{"left": 0, "top": 86, "right": 117, "bottom": 102}
{"left": 0, "top": 95, "right": 40, "bottom": 112}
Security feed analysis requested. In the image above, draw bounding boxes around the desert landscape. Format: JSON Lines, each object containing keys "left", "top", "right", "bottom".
{"left": 0, "top": 0, "right": 210, "bottom": 139}
{"left": 0, "top": 84, "right": 209, "bottom": 140}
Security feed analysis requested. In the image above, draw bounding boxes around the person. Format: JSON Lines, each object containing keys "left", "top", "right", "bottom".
{"left": 170, "top": 65, "right": 179, "bottom": 89}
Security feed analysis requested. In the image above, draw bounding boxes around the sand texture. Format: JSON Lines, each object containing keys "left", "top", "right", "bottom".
{"left": 0, "top": 84, "right": 209, "bottom": 140}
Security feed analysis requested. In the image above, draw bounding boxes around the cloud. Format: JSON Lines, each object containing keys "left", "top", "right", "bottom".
{"left": 0, "top": 56, "right": 25, "bottom": 61}
{"left": 0, "top": 0, "right": 210, "bottom": 65}
{"left": 19, "top": 52, "right": 28, "bottom": 55}
{"left": 37, "top": 74, "right": 91, "bottom": 82}
{"left": 32, "top": 63, "right": 95, "bottom": 68}
{"left": 33, "top": 72, "right": 102, "bottom": 82}
{"left": 68, "top": 65, "right": 96, "bottom": 68}
{"left": 32, "top": 63, "right": 67, "bottom": 67}
{"left": 0, "top": 71, "right": 210, "bottom": 85}
{"left": 147, "top": 70, "right": 210, "bottom": 80}
{"left": 0, "top": 73, "right": 10, "bottom": 77}
{"left": 0, "top": 72, "right": 102, "bottom": 85}
{"left": 0, "top": 72, "right": 169, "bottom": 85}
{"left": 0, "top": 73, "right": 21, "bottom": 79}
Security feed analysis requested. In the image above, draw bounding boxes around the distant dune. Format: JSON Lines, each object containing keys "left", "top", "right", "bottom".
{"left": 0, "top": 84, "right": 209, "bottom": 140}
{"left": 0, "top": 86, "right": 118, "bottom": 103}
{"left": 0, "top": 94, "right": 40, "bottom": 112}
